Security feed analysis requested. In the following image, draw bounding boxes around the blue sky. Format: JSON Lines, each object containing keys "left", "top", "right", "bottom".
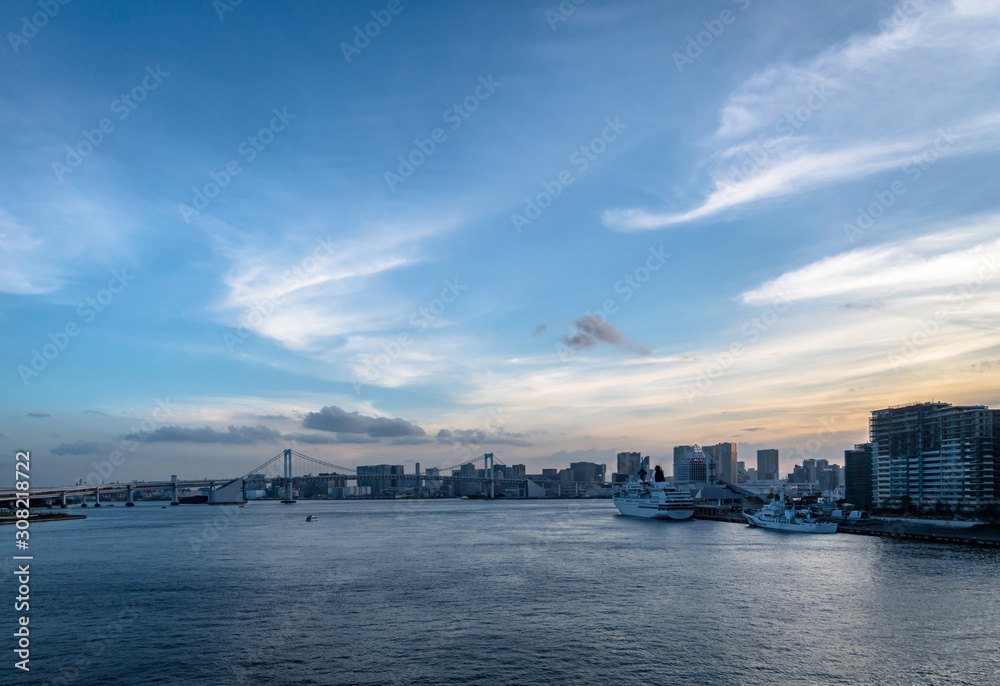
{"left": 3, "top": 0, "right": 999, "bottom": 485}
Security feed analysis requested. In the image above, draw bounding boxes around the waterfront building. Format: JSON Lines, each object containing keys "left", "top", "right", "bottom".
{"left": 614, "top": 451, "right": 642, "bottom": 483}
{"left": 458, "top": 463, "right": 477, "bottom": 496}
{"left": 757, "top": 449, "right": 779, "bottom": 480}
{"left": 870, "top": 401, "right": 1000, "bottom": 513}
{"left": 423, "top": 467, "right": 443, "bottom": 494}
{"left": 844, "top": 443, "right": 873, "bottom": 509}
{"left": 704, "top": 443, "right": 738, "bottom": 484}
{"left": 673, "top": 445, "right": 708, "bottom": 485}
{"left": 357, "top": 464, "right": 405, "bottom": 497}
{"left": 818, "top": 464, "right": 841, "bottom": 493}
{"left": 803, "top": 458, "right": 819, "bottom": 483}
{"left": 570, "top": 461, "right": 606, "bottom": 482}
{"left": 790, "top": 465, "right": 805, "bottom": 483}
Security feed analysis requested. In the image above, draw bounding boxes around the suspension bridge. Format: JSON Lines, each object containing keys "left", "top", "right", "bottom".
{"left": 1, "top": 449, "right": 609, "bottom": 508}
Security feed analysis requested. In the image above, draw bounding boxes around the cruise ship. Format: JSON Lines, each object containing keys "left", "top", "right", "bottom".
{"left": 613, "top": 465, "right": 694, "bottom": 520}
{"left": 743, "top": 489, "right": 837, "bottom": 534}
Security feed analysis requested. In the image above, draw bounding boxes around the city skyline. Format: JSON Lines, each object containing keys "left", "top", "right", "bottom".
{"left": 5, "top": 1, "right": 1000, "bottom": 485}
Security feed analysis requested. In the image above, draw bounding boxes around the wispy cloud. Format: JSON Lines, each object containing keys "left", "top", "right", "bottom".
{"left": 213, "top": 217, "right": 461, "bottom": 352}
{"left": 603, "top": 0, "right": 1000, "bottom": 231}
{"left": 741, "top": 220, "right": 1000, "bottom": 305}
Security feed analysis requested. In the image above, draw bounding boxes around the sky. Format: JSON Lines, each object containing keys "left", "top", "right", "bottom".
{"left": 3, "top": 0, "right": 999, "bottom": 485}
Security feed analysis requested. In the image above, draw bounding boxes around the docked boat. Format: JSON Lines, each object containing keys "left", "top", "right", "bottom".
{"left": 306, "top": 515, "right": 318, "bottom": 522}
{"left": 744, "top": 490, "right": 837, "bottom": 533}
{"left": 613, "top": 465, "right": 694, "bottom": 520}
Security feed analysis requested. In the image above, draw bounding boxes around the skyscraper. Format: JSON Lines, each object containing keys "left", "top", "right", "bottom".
{"left": 844, "top": 443, "right": 872, "bottom": 509}
{"left": 705, "top": 442, "right": 737, "bottom": 484}
{"left": 673, "top": 445, "right": 707, "bottom": 484}
{"left": 570, "top": 462, "right": 606, "bottom": 482}
{"left": 357, "top": 464, "right": 405, "bottom": 497}
{"left": 615, "top": 451, "right": 642, "bottom": 483}
{"left": 870, "top": 402, "right": 1000, "bottom": 512}
{"left": 757, "top": 449, "right": 779, "bottom": 480}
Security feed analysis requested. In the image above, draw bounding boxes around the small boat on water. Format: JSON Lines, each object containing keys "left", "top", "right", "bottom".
{"left": 744, "top": 488, "right": 837, "bottom": 533}
{"left": 306, "top": 515, "right": 318, "bottom": 522}
{"left": 613, "top": 463, "right": 694, "bottom": 520}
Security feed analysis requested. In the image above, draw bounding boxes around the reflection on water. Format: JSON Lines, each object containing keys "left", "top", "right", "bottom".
{"left": 23, "top": 500, "right": 1000, "bottom": 685}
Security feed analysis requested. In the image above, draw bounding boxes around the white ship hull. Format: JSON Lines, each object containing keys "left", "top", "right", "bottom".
{"left": 613, "top": 497, "right": 694, "bottom": 520}
{"left": 744, "top": 512, "right": 837, "bottom": 534}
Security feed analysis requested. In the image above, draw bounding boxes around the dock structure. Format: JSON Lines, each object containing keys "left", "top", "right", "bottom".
{"left": 836, "top": 521, "right": 1000, "bottom": 547}
{"left": 699, "top": 508, "right": 1000, "bottom": 548}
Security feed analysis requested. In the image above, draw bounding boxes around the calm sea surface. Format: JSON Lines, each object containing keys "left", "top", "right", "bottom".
{"left": 10, "top": 499, "right": 1000, "bottom": 685}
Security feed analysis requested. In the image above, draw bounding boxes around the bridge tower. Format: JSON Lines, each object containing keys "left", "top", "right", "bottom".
{"left": 281, "top": 449, "right": 295, "bottom": 503}
{"left": 126, "top": 485, "right": 135, "bottom": 507}
{"left": 484, "top": 452, "right": 494, "bottom": 499}
{"left": 170, "top": 475, "right": 180, "bottom": 506}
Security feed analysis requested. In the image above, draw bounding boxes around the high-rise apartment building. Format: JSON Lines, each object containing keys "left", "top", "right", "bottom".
{"left": 356, "top": 464, "right": 405, "bottom": 497}
{"left": 870, "top": 402, "right": 1000, "bottom": 512}
{"left": 818, "top": 464, "right": 840, "bottom": 493}
{"left": 705, "top": 442, "right": 738, "bottom": 484}
{"left": 614, "top": 451, "right": 642, "bottom": 483}
{"left": 844, "top": 443, "right": 873, "bottom": 510}
{"left": 570, "top": 462, "right": 606, "bottom": 482}
{"left": 757, "top": 449, "right": 779, "bottom": 480}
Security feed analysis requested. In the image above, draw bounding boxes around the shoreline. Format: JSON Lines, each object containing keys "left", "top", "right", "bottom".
{"left": 0, "top": 512, "right": 87, "bottom": 525}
